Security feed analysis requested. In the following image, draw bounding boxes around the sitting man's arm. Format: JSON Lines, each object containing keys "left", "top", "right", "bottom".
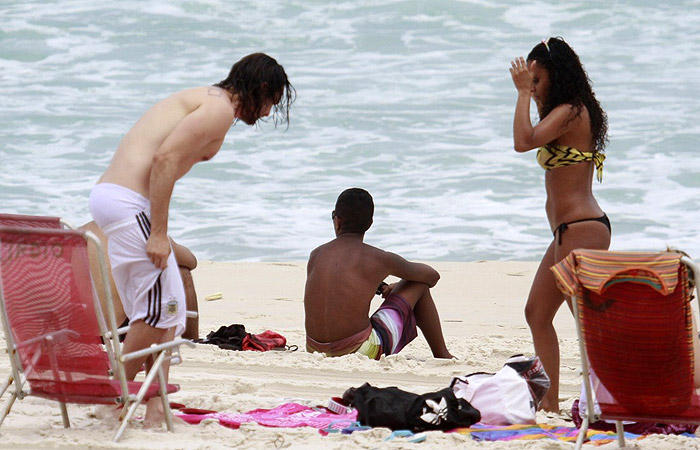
{"left": 382, "top": 251, "right": 440, "bottom": 288}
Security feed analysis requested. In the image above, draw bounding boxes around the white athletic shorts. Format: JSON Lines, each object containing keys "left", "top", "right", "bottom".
{"left": 89, "top": 183, "right": 185, "bottom": 336}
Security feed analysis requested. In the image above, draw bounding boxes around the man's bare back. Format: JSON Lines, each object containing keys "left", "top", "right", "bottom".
{"left": 99, "top": 86, "right": 236, "bottom": 197}
{"left": 304, "top": 236, "right": 397, "bottom": 342}
{"left": 99, "top": 85, "right": 259, "bottom": 270}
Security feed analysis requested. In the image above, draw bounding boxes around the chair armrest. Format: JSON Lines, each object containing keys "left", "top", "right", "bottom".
{"left": 120, "top": 338, "right": 196, "bottom": 363}
{"left": 104, "top": 325, "right": 130, "bottom": 340}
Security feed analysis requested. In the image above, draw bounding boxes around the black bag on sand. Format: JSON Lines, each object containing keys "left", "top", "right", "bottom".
{"left": 196, "top": 324, "right": 248, "bottom": 350}
{"left": 343, "top": 382, "right": 481, "bottom": 431}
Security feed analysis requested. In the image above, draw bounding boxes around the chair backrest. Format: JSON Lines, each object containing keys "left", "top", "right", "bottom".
{"left": 0, "top": 213, "right": 64, "bottom": 229}
{"left": 0, "top": 227, "right": 123, "bottom": 404}
{"left": 552, "top": 249, "right": 700, "bottom": 424}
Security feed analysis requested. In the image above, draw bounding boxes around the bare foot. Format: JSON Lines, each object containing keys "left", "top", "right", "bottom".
{"left": 143, "top": 398, "right": 164, "bottom": 428}
{"left": 143, "top": 398, "right": 185, "bottom": 429}
{"left": 434, "top": 351, "right": 455, "bottom": 359}
{"left": 539, "top": 403, "right": 561, "bottom": 414}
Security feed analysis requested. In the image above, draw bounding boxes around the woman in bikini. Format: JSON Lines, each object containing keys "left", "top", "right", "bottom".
{"left": 510, "top": 37, "right": 611, "bottom": 412}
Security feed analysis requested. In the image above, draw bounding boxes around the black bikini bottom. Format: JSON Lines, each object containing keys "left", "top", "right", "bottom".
{"left": 553, "top": 214, "right": 611, "bottom": 245}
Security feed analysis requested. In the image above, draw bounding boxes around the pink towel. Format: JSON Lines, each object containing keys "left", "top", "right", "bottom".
{"left": 177, "top": 402, "right": 357, "bottom": 430}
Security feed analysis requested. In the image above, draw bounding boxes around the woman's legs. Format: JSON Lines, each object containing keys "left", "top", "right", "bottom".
{"left": 526, "top": 220, "right": 611, "bottom": 412}
{"left": 525, "top": 242, "right": 562, "bottom": 412}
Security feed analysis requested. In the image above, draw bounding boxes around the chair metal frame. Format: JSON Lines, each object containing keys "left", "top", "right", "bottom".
{"left": 0, "top": 212, "right": 72, "bottom": 230}
{"left": 0, "top": 226, "right": 194, "bottom": 442}
{"left": 572, "top": 254, "right": 700, "bottom": 449}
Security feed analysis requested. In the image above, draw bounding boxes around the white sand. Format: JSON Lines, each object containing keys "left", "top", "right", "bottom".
{"left": 0, "top": 261, "right": 698, "bottom": 449}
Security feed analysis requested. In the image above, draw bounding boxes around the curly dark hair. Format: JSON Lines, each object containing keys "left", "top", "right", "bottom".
{"left": 214, "top": 53, "right": 296, "bottom": 128}
{"left": 527, "top": 37, "right": 608, "bottom": 154}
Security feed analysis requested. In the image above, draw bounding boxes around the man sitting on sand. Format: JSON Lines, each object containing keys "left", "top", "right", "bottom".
{"left": 304, "top": 187, "right": 454, "bottom": 360}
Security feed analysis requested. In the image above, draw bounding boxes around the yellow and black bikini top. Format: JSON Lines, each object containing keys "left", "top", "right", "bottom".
{"left": 537, "top": 144, "right": 605, "bottom": 182}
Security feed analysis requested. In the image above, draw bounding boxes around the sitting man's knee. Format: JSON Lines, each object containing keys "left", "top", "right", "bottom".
{"left": 172, "top": 241, "right": 197, "bottom": 270}
{"left": 390, "top": 280, "right": 429, "bottom": 306}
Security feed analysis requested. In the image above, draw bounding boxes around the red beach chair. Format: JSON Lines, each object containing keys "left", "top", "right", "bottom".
{"left": 0, "top": 227, "right": 194, "bottom": 442}
{"left": 0, "top": 212, "right": 196, "bottom": 350}
{"left": 551, "top": 249, "right": 700, "bottom": 449}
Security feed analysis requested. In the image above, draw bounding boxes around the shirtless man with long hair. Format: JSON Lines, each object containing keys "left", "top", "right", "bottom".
{"left": 89, "top": 53, "right": 294, "bottom": 424}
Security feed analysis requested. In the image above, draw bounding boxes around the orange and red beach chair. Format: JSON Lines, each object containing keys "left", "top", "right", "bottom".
{"left": 552, "top": 249, "right": 700, "bottom": 449}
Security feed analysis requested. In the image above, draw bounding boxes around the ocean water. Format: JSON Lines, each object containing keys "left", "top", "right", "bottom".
{"left": 2, "top": 0, "right": 699, "bottom": 262}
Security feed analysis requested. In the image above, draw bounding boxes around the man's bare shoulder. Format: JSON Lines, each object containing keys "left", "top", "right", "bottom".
{"left": 168, "top": 87, "right": 236, "bottom": 138}
{"left": 307, "top": 244, "right": 322, "bottom": 263}
{"left": 308, "top": 240, "right": 338, "bottom": 260}
{"left": 164, "top": 86, "right": 233, "bottom": 112}
{"left": 204, "top": 86, "right": 233, "bottom": 105}
{"left": 360, "top": 242, "right": 393, "bottom": 259}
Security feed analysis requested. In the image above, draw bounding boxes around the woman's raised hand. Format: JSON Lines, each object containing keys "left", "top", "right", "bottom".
{"left": 510, "top": 57, "right": 533, "bottom": 94}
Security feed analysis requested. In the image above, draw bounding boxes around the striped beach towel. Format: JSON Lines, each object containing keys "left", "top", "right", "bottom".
{"left": 453, "top": 423, "right": 671, "bottom": 445}
{"left": 550, "top": 249, "right": 683, "bottom": 298}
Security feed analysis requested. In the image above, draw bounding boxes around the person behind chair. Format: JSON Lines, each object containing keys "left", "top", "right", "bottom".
{"left": 509, "top": 37, "right": 611, "bottom": 411}
{"left": 304, "top": 188, "right": 453, "bottom": 360}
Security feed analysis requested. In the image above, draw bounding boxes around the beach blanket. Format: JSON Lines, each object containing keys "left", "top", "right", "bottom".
{"left": 454, "top": 423, "right": 693, "bottom": 445}
{"left": 177, "top": 402, "right": 357, "bottom": 430}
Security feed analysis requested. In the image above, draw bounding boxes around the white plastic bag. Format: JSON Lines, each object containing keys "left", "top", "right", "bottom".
{"left": 452, "top": 365, "right": 536, "bottom": 425}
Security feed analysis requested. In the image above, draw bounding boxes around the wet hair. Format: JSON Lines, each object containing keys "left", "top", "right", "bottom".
{"left": 214, "top": 53, "right": 296, "bottom": 128}
{"left": 527, "top": 37, "right": 608, "bottom": 154}
{"left": 334, "top": 188, "right": 374, "bottom": 234}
